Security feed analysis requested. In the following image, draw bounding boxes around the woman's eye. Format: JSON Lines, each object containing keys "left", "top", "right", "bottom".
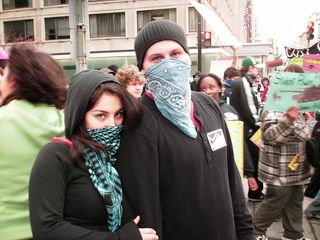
{"left": 115, "top": 111, "right": 124, "bottom": 118}
{"left": 97, "top": 114, "right": 105, "bottom": 119}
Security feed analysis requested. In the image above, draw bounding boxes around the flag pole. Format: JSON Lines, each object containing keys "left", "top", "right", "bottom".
{"left": 197, "top": 0, "right": 202, "bottom": 72}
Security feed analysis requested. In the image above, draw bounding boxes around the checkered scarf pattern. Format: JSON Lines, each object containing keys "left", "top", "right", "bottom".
{"left": 84, "top": 125, "right": 123, "bottom": 232}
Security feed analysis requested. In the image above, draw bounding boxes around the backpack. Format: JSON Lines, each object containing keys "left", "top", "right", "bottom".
{"left": 306, "top": 121, "right": 320, "bottom": 168}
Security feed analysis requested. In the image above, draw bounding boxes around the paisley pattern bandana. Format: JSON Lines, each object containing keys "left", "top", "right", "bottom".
{"left": 84, "top": 125, "right": 123, "bottom": 232}
{"left": 144, "top": 58, "right": 197, "bottom": 138}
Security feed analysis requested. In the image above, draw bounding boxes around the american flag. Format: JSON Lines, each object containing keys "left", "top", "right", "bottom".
{"left": 243, "top": 0, "right": 250, "bottom": 29}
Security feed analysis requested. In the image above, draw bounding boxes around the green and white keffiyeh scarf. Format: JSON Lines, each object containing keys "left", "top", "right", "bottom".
{"left": 84, "top": 125, "right": 123, "bottom": 232}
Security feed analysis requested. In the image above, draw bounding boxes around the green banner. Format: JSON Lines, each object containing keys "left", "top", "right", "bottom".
{"left": 264, "top": 71, "right": 320, "bottom": 112}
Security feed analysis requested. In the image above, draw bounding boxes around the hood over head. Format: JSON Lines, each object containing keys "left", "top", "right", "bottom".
{"left": 64, "top": 70, "right": 120, "bottom": 139}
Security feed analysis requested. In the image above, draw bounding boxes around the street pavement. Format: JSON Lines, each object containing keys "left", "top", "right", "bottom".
{"left": 242, "top": 179, "right": 320, "bottom": 240}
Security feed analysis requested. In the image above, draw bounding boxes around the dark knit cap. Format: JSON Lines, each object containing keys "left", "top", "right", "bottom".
{"left": 134, "top": 20, "right": 189, "bottom": 70}
{"left": 65, "top": 70, "right": 120, "bottom": 139}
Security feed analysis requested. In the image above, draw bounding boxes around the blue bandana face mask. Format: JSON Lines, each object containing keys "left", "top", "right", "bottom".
{"left": 144, "top": 57, "right": 197, "bottom": 138}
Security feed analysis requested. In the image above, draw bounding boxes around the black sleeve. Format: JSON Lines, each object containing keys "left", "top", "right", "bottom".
{"left": 243, "top": 141, "right": 255, "bottom": 178}
{"left": 230, "top": 80, "right": 256, "bottom": 129}
{"left": 29, "top": 142, "right": 142, "bottom": 240}
{"left": 116, "top": 108, "right": 163, "bottom": 239}
{"left": 223, "top": 118, "right": 254, "bottom": 240}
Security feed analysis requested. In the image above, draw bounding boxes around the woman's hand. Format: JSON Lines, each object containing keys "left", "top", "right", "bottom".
{"left": 134, "top": 216, "right": 159, "bottom": 240}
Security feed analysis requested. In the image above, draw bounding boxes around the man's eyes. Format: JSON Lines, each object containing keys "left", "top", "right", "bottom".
{"left": 151, "top": 56, "right": 163, "bottom": 62}
{"left": 171, "top": 51, "right": 181, "bottom": 57}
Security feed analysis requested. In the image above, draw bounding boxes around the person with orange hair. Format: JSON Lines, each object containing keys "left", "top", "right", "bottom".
{"left": 115, "top": 64, "right": 146, "bottom": 99}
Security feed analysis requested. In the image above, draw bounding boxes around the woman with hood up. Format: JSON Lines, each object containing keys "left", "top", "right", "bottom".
{"left": 29, "top": 70, "right": 158, "bottom": 240}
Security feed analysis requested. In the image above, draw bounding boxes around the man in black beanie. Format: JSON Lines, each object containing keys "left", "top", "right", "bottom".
{"left": 116, "top": 20, "right": 254, "bottom": 240}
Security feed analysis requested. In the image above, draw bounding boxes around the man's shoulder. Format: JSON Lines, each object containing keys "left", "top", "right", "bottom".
{"left": 191, "top": 91, "right": 223, "bottom": 115}
{"left": 191, "top": 91, "right": 217, "bottom": 105}
{"left": 123, "top": 96, "right": 159, "bottom": 140}
{"left": 233, "top": 77, "right": 244, "bottom": 87}
{"left": 140, "top": 94, "right": 163, "bottom": 120}
{"left": 230, "top": 78, "right": 245, "bottom": 98}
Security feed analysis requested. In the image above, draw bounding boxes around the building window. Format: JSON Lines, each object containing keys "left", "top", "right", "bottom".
{"left": 45, "top": 17, "right": 70, "bottom": 40}
{"left": 188, "top": 7, "right": 204, "bottom": 33}
{"left": 44, "top": 0, "right": 68, "bottom": 6}
{"left": 2, "top": 0, "right": 32, "bottom": 10}
{"left": 137, "top": 9, "right": 176, "bottom": 32}
{"left": 188, "top": 7, "right": 198, "bottom": 32}
{"left": 4, "top": 20, "right": 34, "bottom": 43}
{"left": 89, "top": 13, "right": 125, "bottom": 37}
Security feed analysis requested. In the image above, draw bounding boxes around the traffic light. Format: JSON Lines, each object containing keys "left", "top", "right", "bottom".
{"left": 202, "top": 31, "right": 211, "bottom": 48}
{"left": 307, "top": 21, "right": 314, "bottom": 40}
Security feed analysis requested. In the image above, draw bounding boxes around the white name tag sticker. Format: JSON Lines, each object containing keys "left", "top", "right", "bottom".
{"left": 207, "top": 129, "right": 227, "bottom": 152}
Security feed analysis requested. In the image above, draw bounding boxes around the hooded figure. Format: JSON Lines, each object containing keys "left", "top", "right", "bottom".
{"left": 29, "top": 70, "right": 153, "bottom": 240}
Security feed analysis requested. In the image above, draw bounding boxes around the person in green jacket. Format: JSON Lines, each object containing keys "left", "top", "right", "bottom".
{"left": 0, "top": 44, "right": 67, "bottom": 240}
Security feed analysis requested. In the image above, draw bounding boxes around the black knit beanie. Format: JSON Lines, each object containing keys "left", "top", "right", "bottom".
{"left": 134, "top": 20, "right": 189, "bottom": 70}
{"left": 64, "top": 70, "right": 120, "bottom": 139}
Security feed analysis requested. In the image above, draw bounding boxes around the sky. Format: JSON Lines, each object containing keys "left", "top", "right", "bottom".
{"left": 253, "top": 0, "right": 320, "bottom": 50}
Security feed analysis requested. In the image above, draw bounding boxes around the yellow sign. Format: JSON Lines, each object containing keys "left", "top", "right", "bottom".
{"left": 250, "top": 128, "right": 263, "bottom": 148}
{"left": 226, "top": 121, "right": 244, "bottom": 177}
{"left": 289, "top": 57, "right": 303, "bottom": 66}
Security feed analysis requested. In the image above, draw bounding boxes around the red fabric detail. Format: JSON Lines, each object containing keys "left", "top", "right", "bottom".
{"left": 191, "top": 102, "right": 201, "bottom": 131}
{"left": 146, "top": 90, "right": 154, "bottom": 100}
{"left": 51, "top": 137, "right": 72, "bottom": 148}
{"left": 261, "top": 86, "right": 269, "bottom": 102}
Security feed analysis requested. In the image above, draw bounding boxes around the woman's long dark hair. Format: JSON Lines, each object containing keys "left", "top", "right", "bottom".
{"left": 0, "top": 60, "right": 8, "bottom": 69}
{"left": 2, "top": 44, "right": 67, "bottom": 108}
{"left": 70, "top": 82, "right": 142, "bottom": 169}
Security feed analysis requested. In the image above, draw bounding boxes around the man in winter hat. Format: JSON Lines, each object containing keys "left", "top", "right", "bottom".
{"left": 116, "top": 20, "right": 254, "bottom": 240}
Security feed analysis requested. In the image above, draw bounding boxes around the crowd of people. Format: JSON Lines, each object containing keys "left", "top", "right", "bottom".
{"left": 0, "top": 19, "right": 319, "bottom": 240}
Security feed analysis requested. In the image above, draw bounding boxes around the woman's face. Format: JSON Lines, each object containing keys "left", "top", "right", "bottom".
{"left": 0, "top": 66, "right": 15, "bottom": 105}
{"left": 199, "top": 76, "right": 222, "bottom": 102}
{"left": 126, "top": 80, "right": 145, "bottom": 99}
{"left": 84, "top": 93, "right": 124, "bottom": 129}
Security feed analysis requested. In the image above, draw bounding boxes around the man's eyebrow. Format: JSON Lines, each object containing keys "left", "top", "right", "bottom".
{"left": 171, "top": 48, "right": 183, "bottom": 51}
{"left": 147, "top": 52, "right": 163, "bottom": 58}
